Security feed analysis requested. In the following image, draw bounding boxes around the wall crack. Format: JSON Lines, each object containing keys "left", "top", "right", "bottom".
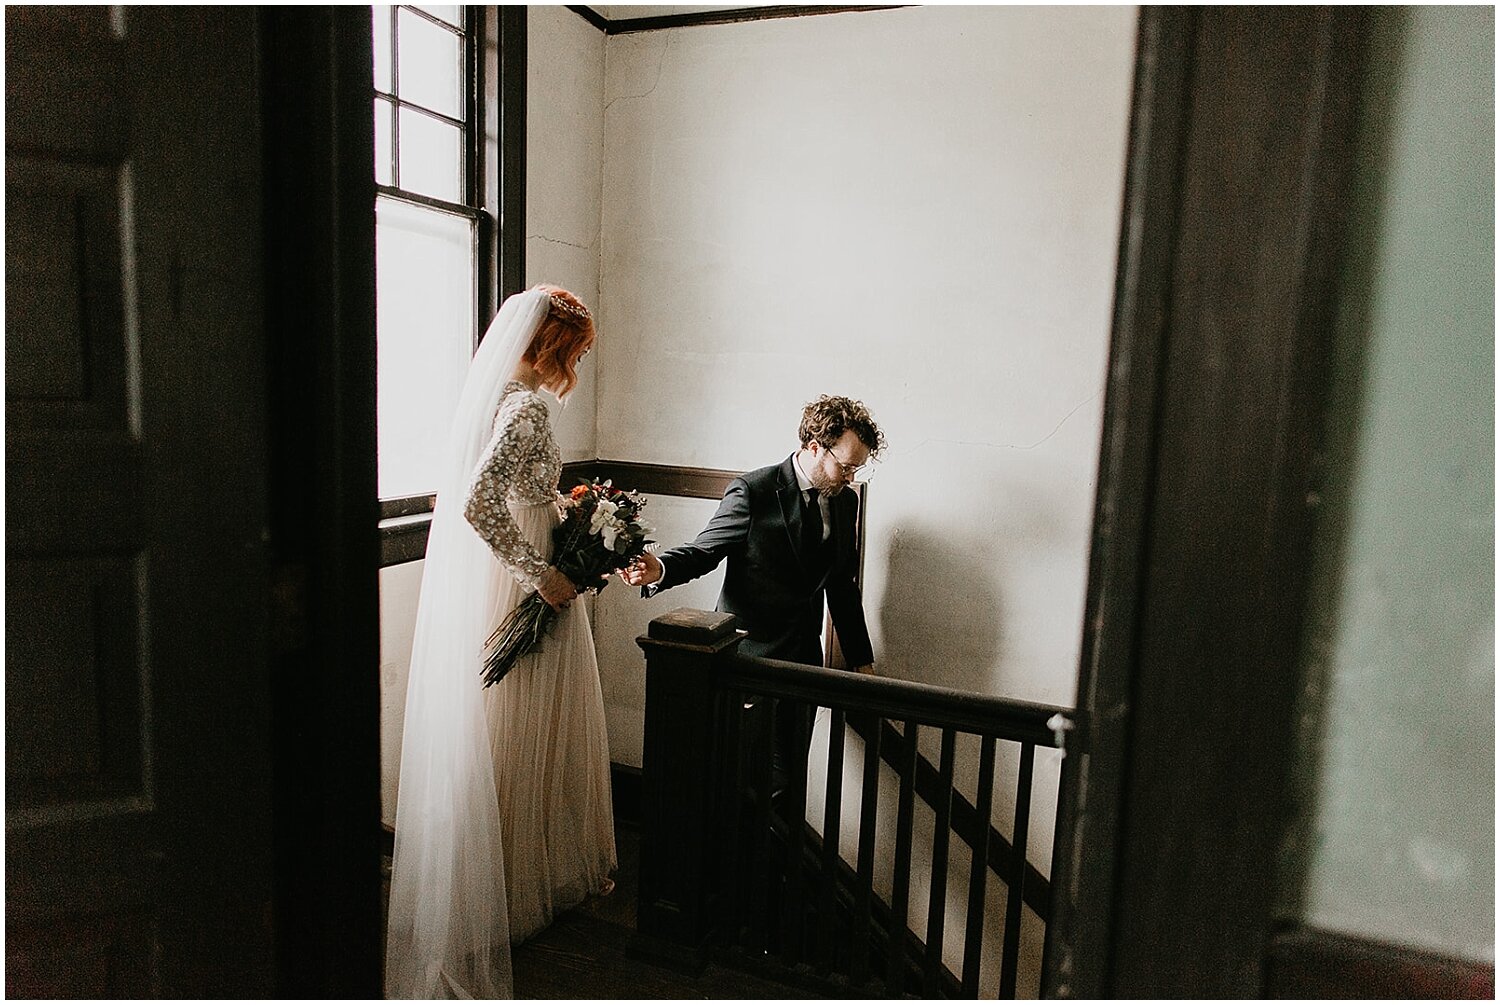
{"left": 604, "top": 34, "right": 672, "bottom": 116}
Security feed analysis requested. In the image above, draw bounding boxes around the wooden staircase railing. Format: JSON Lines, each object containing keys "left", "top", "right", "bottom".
{"left": 635, "top": 609, "right": 1072, "bottom": 999}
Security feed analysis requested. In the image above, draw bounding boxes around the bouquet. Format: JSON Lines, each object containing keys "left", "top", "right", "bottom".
{"left": 481, "top": 479, "right": 653, "bottom": 687}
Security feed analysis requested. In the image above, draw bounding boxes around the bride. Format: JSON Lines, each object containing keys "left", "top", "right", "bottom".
{"left": 385, "top": 286, "right": 616, "bottom": 999}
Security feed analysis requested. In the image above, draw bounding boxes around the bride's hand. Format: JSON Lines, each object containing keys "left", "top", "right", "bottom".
{"left": 537, "top": 567, "right": 577, "bottom": 611}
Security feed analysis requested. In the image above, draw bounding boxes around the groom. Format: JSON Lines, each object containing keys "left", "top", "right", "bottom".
{"left": 623, "top": 395, "right": 884, "bottom": 801}
{"left": 624, "top": 394, "right": 883, "bottom": 672}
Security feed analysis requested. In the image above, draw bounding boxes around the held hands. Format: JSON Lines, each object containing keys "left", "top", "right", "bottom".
{"left": 852, "top": 664, "right": 876, "bottom": 675}
{"left": 536, "top": 566, "right": 578, "bottom": 611}
{"left": 619, "top": 551, "right": 663, "bottom": 588}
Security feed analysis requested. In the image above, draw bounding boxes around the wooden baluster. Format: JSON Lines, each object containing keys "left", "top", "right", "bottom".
{"left": 751, "top": 697, "right": 774, "bottom": 955}
{"left": 962, "top": 734, "right": 996, "bottom": 997}
{"left": 923, "top": 728, "right": 957, "bottom": 997}
{"left": 998, "top": 742, "right": 1035, "bottom": 1000}
{"left": 718, "top": 688, "right": 745, "bottom": 949}
{"left": 818, "top": 707, "right": 846, "bottom": 974}
{"left": 781, "top": 700, "right": 810, "bottom": 967}
{"left": 849, "top": 713, "right": 881, "bottom": 987}
{"left": 886, "top": 720, "right": 918, "bottom": 995}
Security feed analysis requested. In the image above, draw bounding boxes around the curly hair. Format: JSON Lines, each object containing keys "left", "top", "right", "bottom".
{"left": 798, "top": 395, "right": 886, "bottom": 459}
{"left": 522, "top": 284, "right": 595, "bottom": 399}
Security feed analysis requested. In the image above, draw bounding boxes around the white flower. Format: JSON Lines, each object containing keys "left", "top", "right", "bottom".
{"left": 589, "top": 498, "right": 619, "bottom": 534}
{"left": 600, "top": 519, "right": 619, "bottom": 551}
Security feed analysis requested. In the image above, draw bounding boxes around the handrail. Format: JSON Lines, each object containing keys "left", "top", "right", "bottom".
{"left": 713, "top": 650, "right": 1071, "bottom": 748}
{"left": 636, "top": 611, "right": 1071, "bottom": 998}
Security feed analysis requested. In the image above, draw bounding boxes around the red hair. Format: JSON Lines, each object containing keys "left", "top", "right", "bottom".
{"left": 522, "top": 285, "right": 595, "bottom": 399}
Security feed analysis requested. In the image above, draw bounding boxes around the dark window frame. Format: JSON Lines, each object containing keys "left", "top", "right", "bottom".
{"left": 378, "top": 4, "right": 523, "bottom": 565}
{"left": 374, "top": 5, "right": 479, "bottom": 213}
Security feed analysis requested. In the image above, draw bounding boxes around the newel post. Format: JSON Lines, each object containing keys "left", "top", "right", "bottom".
{"left": 635, "top": 608, "right": 742, "bottom": 959}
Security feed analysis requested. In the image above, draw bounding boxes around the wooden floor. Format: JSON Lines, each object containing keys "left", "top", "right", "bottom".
{"left": 383, "top": 822, "right": 818, "bottom": 999}
{"left": 511, "top": 824, "right": 812, "bottom": 999}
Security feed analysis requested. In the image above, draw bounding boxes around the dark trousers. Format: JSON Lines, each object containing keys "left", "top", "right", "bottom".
{"left": 770, "top": 698, "right": 816, "bottom": 813}
{"left": 734, "top": 624, "right": 824, "bottom": 817}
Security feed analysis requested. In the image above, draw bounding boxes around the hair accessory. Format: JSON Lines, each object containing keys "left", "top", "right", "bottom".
{"left": 548, "top": 293, "right": 591, "bottom": 324}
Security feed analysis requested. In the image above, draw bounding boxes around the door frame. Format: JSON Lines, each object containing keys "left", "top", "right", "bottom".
{"left": 1042, "top": 7, "right": 1373, "bottom": 997}
{"left": 260, "top": 8, "right": 383, "bottom": 996}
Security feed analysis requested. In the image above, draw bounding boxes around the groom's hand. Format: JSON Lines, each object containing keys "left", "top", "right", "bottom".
{"left": 620, "top": 551, "right": 663, "bottom": 587}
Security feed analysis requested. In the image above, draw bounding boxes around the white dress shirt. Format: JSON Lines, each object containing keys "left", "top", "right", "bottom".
{"left": 791, "top": 451, "right": 832, "bottom": 543}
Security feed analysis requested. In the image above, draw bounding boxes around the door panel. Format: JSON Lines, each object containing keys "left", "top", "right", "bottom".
{"left": 6, "top": 7, "right": 275, "bottom": 996}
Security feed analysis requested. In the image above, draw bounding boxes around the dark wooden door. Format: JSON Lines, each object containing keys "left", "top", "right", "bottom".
{"left": 6, "top": 8, "right": 276, "bottom": 995}
{"left": 1043, "top": 7, "right": 1372, "bottom": 998}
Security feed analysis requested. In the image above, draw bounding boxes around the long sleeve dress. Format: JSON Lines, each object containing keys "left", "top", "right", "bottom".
{"left": 462, "top": 380, "right": 616, "bottom": 943}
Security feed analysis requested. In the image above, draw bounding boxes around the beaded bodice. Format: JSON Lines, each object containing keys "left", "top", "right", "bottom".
{"left": 462, "top": 382, "right": 561, "bottom": 588}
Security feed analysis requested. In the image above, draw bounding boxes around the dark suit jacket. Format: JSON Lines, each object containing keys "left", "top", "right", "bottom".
{"left": 645, "top": 455, "right": 874, "bottom": 668}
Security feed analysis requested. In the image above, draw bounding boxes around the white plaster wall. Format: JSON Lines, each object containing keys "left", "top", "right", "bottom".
{"left": 593, "top": 493, "right": 726, "bottom": 767}
{"left": 382, "top": 7, "right": 1137, "bottom": 889}
{"left": 594, "top": 6, "right": 1137, "bottom": 876}
{"left": 597, "top": 5, "right": 1132, "bottom": 699}
{"left": 526, "top": 3, "right": 605, "bottom": 458}
{"left": 380, "top": 559, "right": 424, "bottom": 827}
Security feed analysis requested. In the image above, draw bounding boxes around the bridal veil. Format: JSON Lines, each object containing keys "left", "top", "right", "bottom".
{"left": 385, "top": 289, "right": 550, "bottom": 999}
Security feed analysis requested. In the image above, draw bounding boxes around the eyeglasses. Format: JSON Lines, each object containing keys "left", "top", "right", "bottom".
{"left": 824, "top": 446, "right": 872, "bottom": 481}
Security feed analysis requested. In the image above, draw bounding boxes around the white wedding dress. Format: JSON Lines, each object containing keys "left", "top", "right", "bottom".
{"left": 387, "top": 290, "right": 614, "bottom": 999}
{"left": 463, "top": 381, "right": 617, "bottom": 943}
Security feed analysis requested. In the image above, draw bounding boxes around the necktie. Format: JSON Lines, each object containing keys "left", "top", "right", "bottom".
{"left": 802, "top": 489, "right": 823, "bottom": 560}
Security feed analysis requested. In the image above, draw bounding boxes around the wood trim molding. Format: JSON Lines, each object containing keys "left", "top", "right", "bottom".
{"left": 560, "top": 458, "right": 599, "bottom": 489}
{"left": 564, "top": 4, "right": 609, "bottom": 33}
{"left": 1265, "top": 927, "right": 1495, "bottom": 1000}
{"left": 567, "top": 5, "right": 905, "bottom": 36}
{"left": 379, "top": 494, "right": 436, "bottom": 521}
{"left": 379, "top": 516, "right": 431, "bottom": 567}
{"left": 589, "top": 459, "right": 740, "bottom": 500}
{"left": 379, "top": 460, "right": 743, "bottom": 567}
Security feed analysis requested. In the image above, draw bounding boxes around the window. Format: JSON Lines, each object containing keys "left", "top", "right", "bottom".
{"left": 372, "top": 5, "right": 483, "bottom": 502}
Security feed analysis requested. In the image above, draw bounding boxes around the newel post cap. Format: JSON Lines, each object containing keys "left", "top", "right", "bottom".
{"left": 640, "top": 608, "right": 742, "bottom": 651}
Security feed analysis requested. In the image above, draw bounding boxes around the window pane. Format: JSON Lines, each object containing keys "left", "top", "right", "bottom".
{"left": 397, "top": 7, "right": 463, "bottom": 120}
{"left": 414, "top": 4, "right": 462, "bottom": 28}
{"left": 398, "top": 108, "right": 463, "bottom": 203}
{"left": 374, "top": 98, "right": 394, "bottom": 186}
{"left": 376, "top": 198, "right": 475, "bottom": 498}
{"left": 373, "top": 5, "right": 393, "bottom": 93}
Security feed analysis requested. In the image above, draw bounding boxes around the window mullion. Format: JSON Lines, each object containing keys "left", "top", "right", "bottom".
{"left": 389, "top": 3, "right": 401, "bottom": 189}
{"left": 377, "top": 184, "right": 482, "bottom": 219}
{"left": 401, "top": 4, "right": 465, "bottom": 36}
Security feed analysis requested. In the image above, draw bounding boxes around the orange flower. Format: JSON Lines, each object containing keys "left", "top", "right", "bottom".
{"left": 570, "top": 484, "right": 590, "bottom": 500}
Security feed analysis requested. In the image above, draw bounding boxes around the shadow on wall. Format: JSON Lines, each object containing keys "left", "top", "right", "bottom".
{"left": 877, "top": 523, "right": 1004, "bottom": 695}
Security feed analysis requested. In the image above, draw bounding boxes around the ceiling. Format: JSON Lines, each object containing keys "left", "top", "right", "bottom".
{"left": 583, "top": 5, "right": 782, "bottom": 20}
